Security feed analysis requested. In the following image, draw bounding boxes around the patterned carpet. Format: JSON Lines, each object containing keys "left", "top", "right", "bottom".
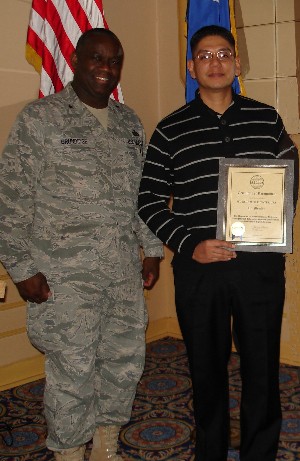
{"left": 0, "top": 337, "right": 300, "bottom": 460}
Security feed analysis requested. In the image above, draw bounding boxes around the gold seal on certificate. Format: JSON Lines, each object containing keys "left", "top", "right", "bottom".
{"left": 216, "top": 158, "right": 295, "bottom": 253}
{"left": 231, "top": 221, "right": 245, "bottom": 240}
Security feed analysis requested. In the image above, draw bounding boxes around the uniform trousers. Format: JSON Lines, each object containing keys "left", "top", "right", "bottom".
{"left": 173, "top": 262, "right": 285, "bottom": 461}
{"left": 27, "top": 274, "right": 147, "bottom": 451}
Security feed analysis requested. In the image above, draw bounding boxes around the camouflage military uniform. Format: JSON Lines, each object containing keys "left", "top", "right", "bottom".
{"left": 0, "top": 83, "right": 163, "bottom": 450}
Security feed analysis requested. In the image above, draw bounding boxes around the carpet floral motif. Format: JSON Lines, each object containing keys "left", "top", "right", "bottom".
{"left": 0, "top": 337, "right": 299, "bottom": 460}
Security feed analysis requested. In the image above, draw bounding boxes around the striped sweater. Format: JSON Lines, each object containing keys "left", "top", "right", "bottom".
{"left": 138, "top": 93, "right": 298, "bottom": 268}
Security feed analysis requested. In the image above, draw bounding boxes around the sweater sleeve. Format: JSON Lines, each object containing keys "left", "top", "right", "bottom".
{"left": 138, "top": 125, "right": 200, "bottom": 258}
{"left": 132, "top": 126, "right": 164, "bottom": 259}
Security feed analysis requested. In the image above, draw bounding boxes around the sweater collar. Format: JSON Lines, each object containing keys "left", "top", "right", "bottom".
{"left": 190, "top": 89, "right": 242, "bottom": 117}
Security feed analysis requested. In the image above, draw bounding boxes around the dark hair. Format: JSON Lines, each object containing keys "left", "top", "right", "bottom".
{"left": 75, "top": 28, "right": 122, "bottom": 53}
{"left": 190, "top": 25, "right": 236, "bottom": 55}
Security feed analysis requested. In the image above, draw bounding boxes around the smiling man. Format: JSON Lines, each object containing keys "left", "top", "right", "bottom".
{"left": 0, "top": 28, "right": 163, "bottom": 461}
{"left": 138, "top": 25, "right": 298, "bottom": 461}
{"left": 71, "top": 29, "right": 124, "bottom": 109}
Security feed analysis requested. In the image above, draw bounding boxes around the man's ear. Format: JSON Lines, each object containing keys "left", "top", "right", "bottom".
{"left": 235, "top": 56, "right": 241, "bottom": 77}
{"left": 71, "top": 51, "right": 77, "bottom": 70}
{"left": 187, "top": 59, "right": 196, "bottom": 79}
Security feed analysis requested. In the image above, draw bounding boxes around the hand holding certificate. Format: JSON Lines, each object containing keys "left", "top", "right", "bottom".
{"left": 216, "top": 158, "right": 294, "bottom": 253}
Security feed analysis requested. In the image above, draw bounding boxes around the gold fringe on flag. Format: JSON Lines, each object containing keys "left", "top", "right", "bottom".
{"left": 25, "top": 43, "right": 42, "bottom": 74}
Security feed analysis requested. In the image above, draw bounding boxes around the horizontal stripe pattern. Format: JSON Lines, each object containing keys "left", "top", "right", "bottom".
{"left": 138, "top": 93, "right": 298, "bottom": 259}
{"left": 26, "top": 0, "right": 123, "bottom": 101}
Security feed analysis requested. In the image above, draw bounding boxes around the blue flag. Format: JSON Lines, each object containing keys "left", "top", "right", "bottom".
{"left": 186, "top": 0, "right": 241, "bottom": 103}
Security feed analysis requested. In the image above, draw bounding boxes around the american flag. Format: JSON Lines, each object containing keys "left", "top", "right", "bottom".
{"left": 26, "top": 0, "right": 123, "bottom": 101}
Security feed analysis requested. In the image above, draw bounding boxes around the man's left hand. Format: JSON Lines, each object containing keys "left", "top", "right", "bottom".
{"left": 142, "top": 257, "right": 160, "bottom": 289}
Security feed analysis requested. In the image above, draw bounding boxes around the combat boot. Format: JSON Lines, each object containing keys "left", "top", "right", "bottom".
{"left": 89, "top": 425, "right": 123, "bottom": 460}
{"left": 53, "top": 445, "right": 85, "bottom": 461}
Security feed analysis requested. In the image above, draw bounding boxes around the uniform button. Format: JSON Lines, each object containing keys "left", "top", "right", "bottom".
{"left": 224, "top": 136, "right": 231, "bottom": 143}
{"left": 220, "top": 119, "right": 227, "bottom": 125}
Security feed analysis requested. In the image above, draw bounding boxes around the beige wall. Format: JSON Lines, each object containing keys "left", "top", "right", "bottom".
{"left": 235, "top": 0, "right": 300, "bottom": 134}
{"left": 0, "top": 0, "right": 39, "bottom": 153}
{"left": 1, "top": 0, "right": 300, "bottom": 389}
{"left": 105, "top": 1, "right": 185, "bottom": 139}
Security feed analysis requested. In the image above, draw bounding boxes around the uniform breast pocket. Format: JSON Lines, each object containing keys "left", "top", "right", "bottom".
{"left": 111, "top": 139, "right": 142, "bottom": 194}
{"left": 41, "top": 144, "right": 99, "bottom": 203}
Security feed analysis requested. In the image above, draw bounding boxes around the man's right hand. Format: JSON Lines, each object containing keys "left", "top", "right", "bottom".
{"left": 16, "top": 272, "right": 52, "bottom": 304}
{"left": 192, "top": 239, "right": 237, "bottom": 264}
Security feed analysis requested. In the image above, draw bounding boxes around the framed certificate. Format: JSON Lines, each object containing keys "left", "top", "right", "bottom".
{"left": 216, "top": 158, "right": 294, "bottom": 253}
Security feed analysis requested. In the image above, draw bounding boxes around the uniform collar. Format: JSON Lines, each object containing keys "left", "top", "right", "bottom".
{"left": 61, "top": 82, "right": 126, "bottom": 132}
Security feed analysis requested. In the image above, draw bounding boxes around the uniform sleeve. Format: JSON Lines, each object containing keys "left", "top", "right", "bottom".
{"left": 138, "top": 125, "right": 199, "bottom": 257}
{"left": 134, "top": 127, "right": 164, "bottom": 258}
{"left": 0, "top": 107, "right": 43, "bottom": 282}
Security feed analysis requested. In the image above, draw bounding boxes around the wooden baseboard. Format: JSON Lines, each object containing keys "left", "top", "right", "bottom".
{"left": 146, "top": 317, "right": 182, "bottom": 342}
{"left": 3, "top": 317, "right": 297, "bottom": 391}
{"left": 0, "top": 354, "right": 45, "bottom": 391}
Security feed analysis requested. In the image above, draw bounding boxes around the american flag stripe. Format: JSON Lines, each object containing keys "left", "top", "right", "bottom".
{"left": 40, "top": 24, "right": 65, "bottom": 94}
{"left": 63, "top": 1, "right": 89, "bottom": 46}
{"left": 77, "top": 0, "right": 109, "bottom": 29}
{"left": 26, "top": 0, "right": 123, "bottom": 101}
{"left": 31, "top": 0, "right": 46, "bottom": 18}
{"left": 46, "top": 3, "right": 76, "bottom": 73}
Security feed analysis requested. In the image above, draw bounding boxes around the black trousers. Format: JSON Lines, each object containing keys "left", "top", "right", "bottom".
{"left": 173, "top": 263, "right": 285, "bottom": 461}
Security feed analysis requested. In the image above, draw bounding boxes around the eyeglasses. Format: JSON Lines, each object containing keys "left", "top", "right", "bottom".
{"left": 194, "top": 49, "right": 234, "bottom": 62}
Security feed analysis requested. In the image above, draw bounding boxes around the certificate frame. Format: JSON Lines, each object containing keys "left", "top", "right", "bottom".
{"left": 216, "top": 158, "right": 294, "bottom": 253}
